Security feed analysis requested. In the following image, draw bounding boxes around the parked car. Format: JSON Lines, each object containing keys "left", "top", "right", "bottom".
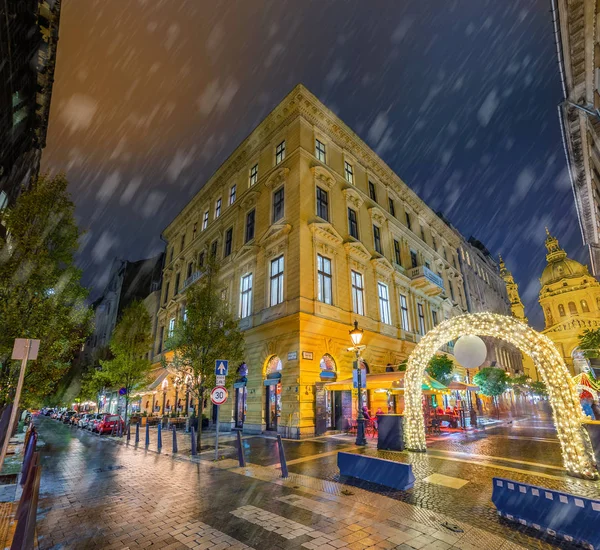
{"left": 78, "top": 414, "right": 94, "bottom": 429}
{"left": 86, "top": 414, "right": 103, "bottom": 431}
{"left": 94, "top": 414, "right": 125, "bottom": 435}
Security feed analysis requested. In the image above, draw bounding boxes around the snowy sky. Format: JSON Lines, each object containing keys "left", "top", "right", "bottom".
{"left": 41, "top": 0, "right": 585, "bottom": 329}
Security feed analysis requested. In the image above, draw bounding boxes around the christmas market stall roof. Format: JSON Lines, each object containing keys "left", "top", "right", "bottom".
{"left": 323, "top": 372, "right": 451, "bottom": 395}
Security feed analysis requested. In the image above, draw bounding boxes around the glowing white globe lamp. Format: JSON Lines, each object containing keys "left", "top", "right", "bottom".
{"left": 453, "top": 334, "right": 487, "bottom": 369}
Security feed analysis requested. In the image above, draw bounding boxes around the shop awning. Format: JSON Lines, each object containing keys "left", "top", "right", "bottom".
{"left": 447, "top": 381, "right": 479, "bottom": 391}
{"left": 324, "top": 372, "right": 450, "bottom": 394}
{"left": 131, "top": 368, "right": 169, "bottom": 396}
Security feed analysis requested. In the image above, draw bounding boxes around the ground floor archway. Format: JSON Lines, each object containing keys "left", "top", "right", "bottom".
{"left": 404, "top": 312, "right": 597, "bottom": 479}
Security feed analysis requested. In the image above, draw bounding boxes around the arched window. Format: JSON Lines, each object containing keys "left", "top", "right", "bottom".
{"left": 161, "top": 379, "right": 169, "bottom": 391}
{"left": 319, "top": 354, "right": 336, "bottom": 372}
{"left": 265, "top": 355, "right": 282, "bottom": 375}
{"left": 558, "top": 304, "right": 566, "bottom": 317}
{"left": 568, "top": 301, "right": 577, "bottom": 315}
{"left": 581, "top": 300, "right": 590, "bottom": 313}
{"left": 545, "top": 307, "right": 554, "bottom": 325}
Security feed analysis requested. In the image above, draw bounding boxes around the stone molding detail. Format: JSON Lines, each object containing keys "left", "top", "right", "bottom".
{"left": 309, "top": 222, "right": 344, "bottom": 246}
{"left": 311, "top": 165, "right": 336, "bottom": 190}
{"left": 371, "top": 256, "right": 394, "bottom": 280}
{"left": 369, "top": 206, "right": 387, "bottom": 226}
{"left": 265, "top": 167, "right": 289, "bottom": 190}
{"left": 344, "top": 239, "right": 371, "bottom": 264}
{"left": 343, "top": 187, "right": 364, "bottom": 210}
{"left": 240, "top": 190, "right": 261, "bottom": 210}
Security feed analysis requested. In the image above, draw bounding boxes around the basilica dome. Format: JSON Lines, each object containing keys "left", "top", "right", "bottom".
{"left": 540, "top": 229, "right": 589, "bottom": 287}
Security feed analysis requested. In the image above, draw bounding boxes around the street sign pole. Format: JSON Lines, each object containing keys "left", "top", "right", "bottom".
{"left": 214, "top": 405, "right": 220, "bottom": 461}
{"left": 0, "top": 339, "right": 38, "bottom": 469}
{"left": 210, "top": 383, "right": 228, "bottom": 462}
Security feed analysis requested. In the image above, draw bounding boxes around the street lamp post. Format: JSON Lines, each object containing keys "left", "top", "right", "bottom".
{"left": 349, "top": 320, "right": 367, "bottom": 446}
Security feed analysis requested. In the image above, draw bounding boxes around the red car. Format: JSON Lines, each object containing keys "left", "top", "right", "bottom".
{"left": 93, "top": 414, "right": 125, "bottom": 434}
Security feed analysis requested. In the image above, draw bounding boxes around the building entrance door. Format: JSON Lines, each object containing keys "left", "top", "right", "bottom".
{"left": 265, "top": 383, "right": 281, "bottom": 432}
{"left": 234, "top": 386, "right": 246, "bottom": 429}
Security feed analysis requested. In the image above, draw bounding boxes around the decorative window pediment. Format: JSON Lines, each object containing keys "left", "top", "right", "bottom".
{"left": 369, "top": 206, "right": 387, "bottom": 226}
{"left": 311, "top": 165, "right": 336, "bottom": 190}
{"left": 240, "top": 189, "right": 260, "bottom": 210}
{"left": 371, "top": 256, "right": 394, "bottom": 279}
{"left": 309, "top": 222, "right": 343, "bottom": 246}
{"left": 344, "top": 239, "right": 371, "bottom": 263}
{"left": 343, "top": 187, "right": 363, "bottom": 210}
{"left": 265, "top": 167, "right": 289, "bottom": 190}
{"left": 233, "top": 243, "right": 258, "bottom": 262}
{"left": 259, "top": 222, "right": 292, "bottom": 248}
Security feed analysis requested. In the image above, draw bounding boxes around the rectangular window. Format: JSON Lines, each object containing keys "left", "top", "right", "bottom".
{"left": 316, "top": 186, "right": 329, "bottom": 221}
{"left": 420, "top": 226, "right": 426, "bottom": 242}
{"left": 180, "top": 234, "right": 185, "bottom": 252}
{"left": 400, "top": 294, "right": 410, "bottom": 331}
{"left": 410, "top": 249, "right": 418, "bottom": 268}
{"left": 443, "top": 247, "right": 448, "bottom": 261}
{"left": 163, "top": 282, "right": 170, "bottom": 304}
{"left": 240, "top": 273, "right": 253, "bottom": 319}
{"left": 389, "top": 198, "right": 396, "bottom": 217}
{"left": 418, "top": 303, "right": 426, "bottom": 335}
{"left": 406, "top": 211, "right": 412, "bottom": 230}
{"left": 378, "top": 282, "right": 391, "bottom": 325}
{"left": 215, "top": 198, "right": 222, "bottom": 218}
{"left": 432, "top": 236, "right": 437, "bottom": 252}
{"left": 394, "top": 239, "right": 401, "bottom": 265}
{"left": 224, "top": 227, "right": 233, "bottom": 257}
{"left": 373, "top": 225, "right": 382, "bottom": 254}
{"left": 270, "top": 255, "right": 284, "bottom": 306}
{"left": 249, "top": 163, "right": 258, "bottom": 186}
{"left": 174, "top": 273, "right": 180, "bottom": 294}
{"left": 449, "top": 281, "right": 455, "bottom": 301}
{"left": 245, "top": 209, "right": 255, "bottom": 242}
{"left": 169, "top": 247, "right": 174, "bottom": 263}
{"left": 202, "top": 210, "right": 209, "bottom": 230}
{"left": 317, "top": 254, "right": 333, "bottom": 305}
{"left": 198, "top": 251, "right": 205, "bottom": 268}
{"left": 351, "top": 271, "right": 365, "bottom": 316}
{"left": 187, "top": 261, "right": 193, "bottom": 279}
{"left": 229, "top": 184, "right": 236, "bottom": 205}
{"left": 348, "top": 208, "right": 359, "bottom": 239}
{"left": 157, "top": 326, "right": 164, "bottom": 354}
{"left": 275, "top": 140, "right": 285, "bottom": 164}
{"left": 432, "top": 310, "right": 438, "bottom": 326}
{"left": 210, "top": 239, "right": 218, "bottom": 257}
{"left": 315, "top": 139, "right": 326, "bottom": 163}
{"left": 368, "top": 181, "right": 377, "bottom": 202}
{"left": 425, "top": 261, "right": 431, "bottom": 269}
{"left": 272, "top": 187, "right": 284, "bottom": 223}
{"left": 183, "top": 308, "right": 188, "bottom": 322}
{"left": 344, "top": 161, "right": 354, "bottom": 184}
{"left": 168, "top": 317, "right": 175, "bottom": 338}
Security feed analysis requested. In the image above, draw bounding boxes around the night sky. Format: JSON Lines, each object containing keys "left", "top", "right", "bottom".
{"left": 41, "top": 0, "right": 584, "bottom": 329}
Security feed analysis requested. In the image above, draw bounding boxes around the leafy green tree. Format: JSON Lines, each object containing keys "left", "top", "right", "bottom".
{"left": 165, "top": 259, "right": 244, "bottom": 452}
{"left": 99, "top": 300, "right": 153, "bottom": 422}
{"left": 397, "top": 360, "right": 407, "bottom": 372}
{"left": 578, "top": 328, "right": 600, "bottom": 359}
{"left": 474, "top": 367, "right": 510, "bottom": 418}
{"left": 0, "top": 173, "right": 92, "bottom": 407}
{"left": 530, "top": 380, "right": 547, "bottom": 397}
{"left": 426, "top": 354, "right": 454, "bottom": 386}
{"left": 78, "top": 368, "right": 112, "bottom": 408}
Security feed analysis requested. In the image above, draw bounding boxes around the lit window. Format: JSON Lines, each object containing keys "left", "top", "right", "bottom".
{"left": 249, "top": 163, "right": 258, "bottom": 186}
{"left": 168, "top": 317, "right": 175, "bottom": 337}
{"left": 272, "top": 187, "right": 284, "bottom": 222}
{"left": 417, "top": 303, "right": 426, "bottom": 335}
{"left": 275, "top": 141, "right": 285, "bottom": 164}
{"left": 316, "top": 139, "right": 326, "bottom": 163}
{"left": 558, "top": 304, "right": 566, "bottom": 316}
{"left": 215, "top": 198, "right": 222, "bottom": 218}
{"left": 568, "top": 301, "right": 577, "bottom": 315}
{"left": 316, "top": 187, "right": 329, "bottom": 221}
{"left": 202, "top": 210, "right": 209, "bottom": 230}
{"left": 245, "top": 209, "right": 255, "bottom": 243}
{"left": 317, "top": 255, "right": 332, "bottom": 305}
{"left": 581, "top": 300, "right": 590, "bottom": 313}
{"left": 270, "top": 256, "right": 284, "bottom": 306}
{"left": 344, "top": 161, "right": 354, "bottom": 184}
{"left": 240, "top": 273, "right": 253, "bottom": 319}
{"left": 229, "top": 185, "right": 236, "bottom": 205}
{"left": 348, "top": 208, "right": 359, "bottom": 239}
{"left": 224, "top": 227, "right": 233, "bottom": 257}
{"left": 351, "top": 271, "right": 364, "bottom": 316}
{"left": 378, "top": 282, "right": 391, "bottom": 325}
{"left": 400, "top": 294, "right": 410, "bottom": 331}
{"left": 368, "top": 181, "right": 377, "bottom": 202}
{"left": 373, "top": 225, "right": 382, "bottom": 254}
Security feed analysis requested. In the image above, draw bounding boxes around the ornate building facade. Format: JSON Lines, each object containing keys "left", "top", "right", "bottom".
{"left": 153, "top": 84, "right": 468, "bottom": 437}
{"left": 553, "top": 0, "right": 600, "bottom": 274}
{"left": 540, "top": 229, "right": 600, "bottom": 375}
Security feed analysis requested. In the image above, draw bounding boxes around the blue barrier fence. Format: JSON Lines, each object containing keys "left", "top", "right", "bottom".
{"left": 337, "top": 452, "right": 415, "bottom": 491}
{"left": 492, "top": 477, "right": 600, "bottom": 548}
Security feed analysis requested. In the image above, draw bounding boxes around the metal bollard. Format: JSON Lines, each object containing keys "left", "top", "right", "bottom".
{"left": 172, "top": 426, "right": 178, "bottom": 453}
{"left": 126, "top": 423, "right": 131, "bottom": 443}
{"left": 157, "top": 423, "right": 162, "bottom": 450}
{"left": 135, "top": 422, "right": 140, "bottom": 444}
{"left": 236, "top": 430, "right": 245, "bottom": 467}
{"left": 276, "top": 435, "right": 288, "bottom": 478}
{"left": 145, "top": 422, "right": 150, "bottom": 447}
{"left": 190, "top": 426, "right": 197, "bottom": 456}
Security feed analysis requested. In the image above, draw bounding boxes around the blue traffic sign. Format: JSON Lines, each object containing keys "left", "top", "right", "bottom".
{"left": 215, "top": 360, "right": 228, "bottom": 376}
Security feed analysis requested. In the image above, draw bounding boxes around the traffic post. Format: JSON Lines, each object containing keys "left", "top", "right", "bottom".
{"left": 212, "top": 363, "right": 229, "bottom": 461}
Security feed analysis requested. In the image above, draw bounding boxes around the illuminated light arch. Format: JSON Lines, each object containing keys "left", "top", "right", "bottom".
{"left": 404, "top": 312, "right": 597, "bottom": 479}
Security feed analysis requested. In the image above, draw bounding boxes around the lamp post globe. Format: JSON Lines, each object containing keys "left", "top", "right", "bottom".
{"left": 349, "top": 320, "right": 367, "bottom": 446}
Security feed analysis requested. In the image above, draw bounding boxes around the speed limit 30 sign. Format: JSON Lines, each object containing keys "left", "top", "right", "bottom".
{"left": 210, "top": 386, "right": 228, "bottom": 405}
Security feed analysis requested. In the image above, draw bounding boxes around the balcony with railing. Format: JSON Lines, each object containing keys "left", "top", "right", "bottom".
{"left": 407, "top": 265, "right": 445, "bottom": 296}
{"left": 182, "top": 270, "right": 203, "bottom": 291}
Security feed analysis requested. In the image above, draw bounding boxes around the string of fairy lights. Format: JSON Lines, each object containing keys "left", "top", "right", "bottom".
{"left": 403, "top": 312, "right": 598, "bottom": 480}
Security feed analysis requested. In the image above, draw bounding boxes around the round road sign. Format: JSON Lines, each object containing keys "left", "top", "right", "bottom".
{"left": 210, "top": 386, "right": 228, "bottom": 405}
